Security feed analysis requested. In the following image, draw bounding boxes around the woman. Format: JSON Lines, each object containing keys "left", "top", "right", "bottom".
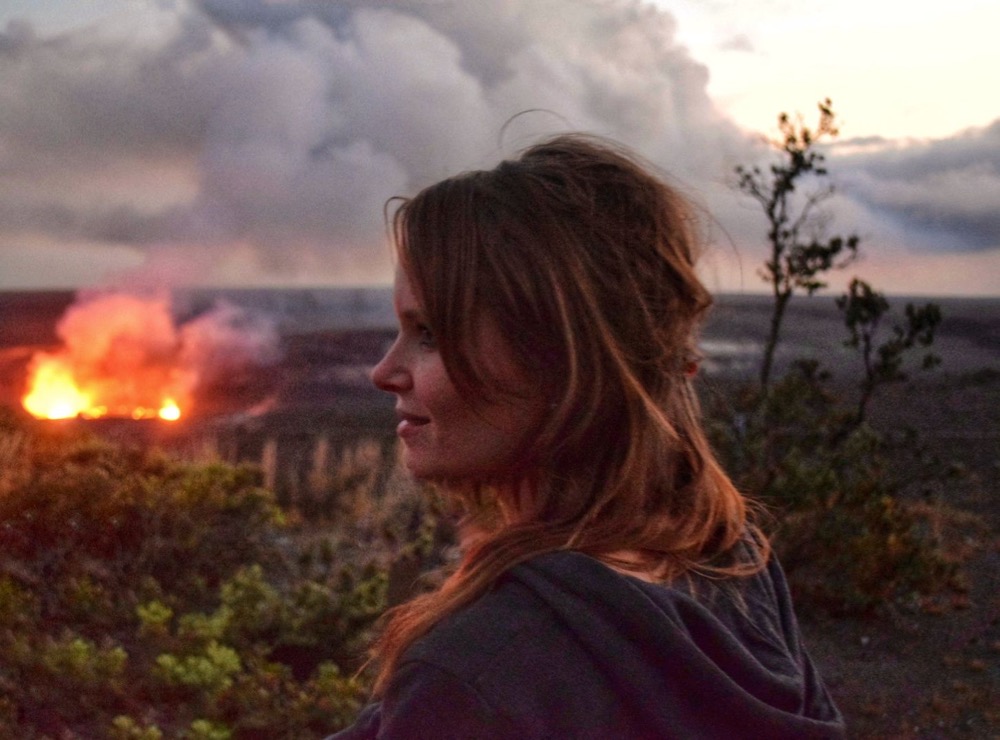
{"left": 333, "top": 135, "right": 844, "bottom": 738}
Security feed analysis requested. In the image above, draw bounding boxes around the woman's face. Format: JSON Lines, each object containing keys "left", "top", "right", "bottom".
{"left": 371, "top": 269, "right": 545, "bottom": 483}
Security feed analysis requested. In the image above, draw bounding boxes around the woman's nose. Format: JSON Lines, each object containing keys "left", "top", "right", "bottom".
{"left": 370, "top": 340, "right": 410, "bottom": 393}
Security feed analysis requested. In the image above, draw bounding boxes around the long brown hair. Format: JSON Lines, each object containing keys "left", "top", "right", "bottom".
{"left": 373, "top": 134, "right": 766, "bottom": 694}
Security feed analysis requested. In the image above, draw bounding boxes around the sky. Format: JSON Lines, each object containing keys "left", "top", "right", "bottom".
{"left": 0, "top": 0, "right": 997, "bottom": 296}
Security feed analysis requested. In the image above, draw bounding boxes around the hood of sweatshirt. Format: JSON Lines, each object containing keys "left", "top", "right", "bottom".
{"left": 332, "top": 548, "right": 844, "bottom": 740}
{"left": 500, "top": 550, "right": 844, "bottom": 739}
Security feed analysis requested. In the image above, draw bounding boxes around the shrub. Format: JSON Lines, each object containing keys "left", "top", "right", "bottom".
{"left": 706, "top": 362, "right": 956, "bottom": 615}
{"left": 0, "top": 416, "right": 400, "bottom": 738}
{"left": 728, "top": 99, "right": 954, "bottom": 616}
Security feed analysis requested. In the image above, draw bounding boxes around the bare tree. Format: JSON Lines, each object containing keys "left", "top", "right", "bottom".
{"left": 736, "top": 99, "right": 859, "bottom": 389}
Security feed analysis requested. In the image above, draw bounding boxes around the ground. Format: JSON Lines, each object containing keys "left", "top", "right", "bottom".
{"left": 801, "top": 372, "right": 1000, "bottom": 738}
{"left": 702, "top": 295, "right": 1000, "bottom": 736}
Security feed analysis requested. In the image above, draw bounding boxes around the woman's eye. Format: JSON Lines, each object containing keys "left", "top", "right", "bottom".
{"left": 417, "top": 325, "right": 436, "bottom": 348}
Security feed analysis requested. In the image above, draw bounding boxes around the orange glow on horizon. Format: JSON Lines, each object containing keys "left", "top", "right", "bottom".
{"left": 22, "top": 358, "right": 92, "bottom": 420}
{"left": 158, "top": 399, "right": 181, "bottom": 421}
{"left": 22, "top": 354, "right": 185, "bottom": 422}
{"left": 20, "top": 293, "right": 194, "bottom": 422}
{"left": 20, "top": 290, "right": 278, "bottom": 424}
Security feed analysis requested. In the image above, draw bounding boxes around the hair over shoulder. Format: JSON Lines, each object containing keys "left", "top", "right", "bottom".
{"left": 373, "top": 133, "right": 768, "bottom": 693}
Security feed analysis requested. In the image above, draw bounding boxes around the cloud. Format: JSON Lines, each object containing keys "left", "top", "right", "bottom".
{"left": 718, "top": 33, "right": 753, "bottom": 53}
{"left": 835, "top": 120, "right": 1000, "bottom": 252}
{"left": 3, "top": 0, "right": 995, "bottom": 294}
{"left": 0, "top": 0, "right": 746, "bottom": 287}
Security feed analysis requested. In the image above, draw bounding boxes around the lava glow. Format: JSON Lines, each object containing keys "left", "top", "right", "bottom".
{"left": 23, "top": 348, "right": 189, "bottom": 423}
{"left": 22, "top": 363, "right": 184, "bottom": 421}
{"left": 158, "top": 399, "right": 181, "bottom": 421}
{"left": 21, "top": 293, "right": 192, "bottom": 422}
{"left": 22, "top": 358, "right": 93, "bottom": 420}
{"left": 21, "top": 291, "right": 279, "bottom": 423}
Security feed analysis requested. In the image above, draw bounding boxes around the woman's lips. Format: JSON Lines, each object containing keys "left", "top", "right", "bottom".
{"left": 396, "top": 410, "right": 430, "bottom": 438}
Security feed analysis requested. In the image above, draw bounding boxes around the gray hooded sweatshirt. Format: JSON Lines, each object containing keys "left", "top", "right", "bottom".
{"left": 331, "top": 548, "right": 844, "bottom": 739}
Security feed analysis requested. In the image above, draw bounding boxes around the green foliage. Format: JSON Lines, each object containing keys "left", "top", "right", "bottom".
{"left": 186, "top": 720, "right": 232, "bottom": 740}
{"left": 156, "top": 642, "right": 243, "bottom": 695}
{"left": 726, "top": 100, "right": 954, "bottom": 616}
{"left": 111, "top": 716, "right": 164, "bottom": 740}
{"left": 0, "top": 418, "right": 408, "bottom": 738}
{"left": 735, "top": 99, "right": 859, "bottom": 388}
{"left": 837, "top": 278, "right": 942, "bottom": 424}
{"left": 708, "top": 361, "right": 955, "bottom": 615}
{"left": 138, "top": 599, "right": 174, "bottom": 638}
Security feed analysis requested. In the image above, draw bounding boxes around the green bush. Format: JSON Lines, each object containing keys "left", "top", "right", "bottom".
{"left": 706, "top": 362, "right": 956, "bottom": 615}
{"left": 727, "top": 99, "right": 955, "bottom": 616}
{"left": 0, "top": 417, "right": 398, "bottom": 738}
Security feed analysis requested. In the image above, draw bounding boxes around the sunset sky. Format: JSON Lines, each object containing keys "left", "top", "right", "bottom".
{"left": 1, "top": 0, "right": 997, "bottom": 296}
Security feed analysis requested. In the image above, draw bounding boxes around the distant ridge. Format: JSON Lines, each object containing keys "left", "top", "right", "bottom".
{"left": 1, "top": 289, "right": 996, "bottom": 377}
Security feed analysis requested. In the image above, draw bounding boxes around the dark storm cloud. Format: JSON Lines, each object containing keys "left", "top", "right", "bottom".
{"left": 836, "top": 120, "right": 1000, "bottom": 251}
{"left": 0, "top": 198, "right": 158, "bottom": 243}
{"left": 0, "top": 13, "right": 213, "bottom": 164}
{"left": 0, "top": 0, "right": 748, "bottom": 283}
{"left": 3, "top": 0, "right": 995, "bottom": 287}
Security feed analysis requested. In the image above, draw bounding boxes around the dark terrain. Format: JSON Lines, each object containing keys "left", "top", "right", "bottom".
{"left": 802, "top": 373, "right": 999, "bottom": 738}
{"left": 707, "top": 296, "right": 1000, "bottom": 738}
{"left": 1, "top": 289, "right": 997, "bottom": 737}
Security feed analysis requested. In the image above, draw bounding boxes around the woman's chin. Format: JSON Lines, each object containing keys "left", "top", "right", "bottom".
{"left": 401, "top": 457, "right": 475, "bottom": 488}
{"left": 400, "top": 453, "right": 439, "bottom": 481}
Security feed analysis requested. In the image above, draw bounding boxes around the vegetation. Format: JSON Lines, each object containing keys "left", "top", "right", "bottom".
{"left": 836, "top": 278, "right": 942, "bottom": 427}
{"left": 722, "top": 101, "right": 956, "bottom": 615}
{"left": 0, "top": 412, "right": 443, "bottom": 739}
{"left": 734, "top": 99, "right": 859, "bottom": 389}
{"left": 708, "top": 360, "right": 958, "bottom": 614}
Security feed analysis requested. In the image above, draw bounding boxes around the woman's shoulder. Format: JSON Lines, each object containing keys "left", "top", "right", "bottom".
{"left": 391, "top": 551, "right": 661, "bottom": 738}
{"left": 402, "top": 554, "right": 580, "bottom": 680}
{"left": 406, "top": 548, "right": 739, "bottom": 665}
{"left": 400, "top": 549, "right": 730, "bottom": 691}
{"left": 388, "top": 549, "right": 843, "bottom": 739}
